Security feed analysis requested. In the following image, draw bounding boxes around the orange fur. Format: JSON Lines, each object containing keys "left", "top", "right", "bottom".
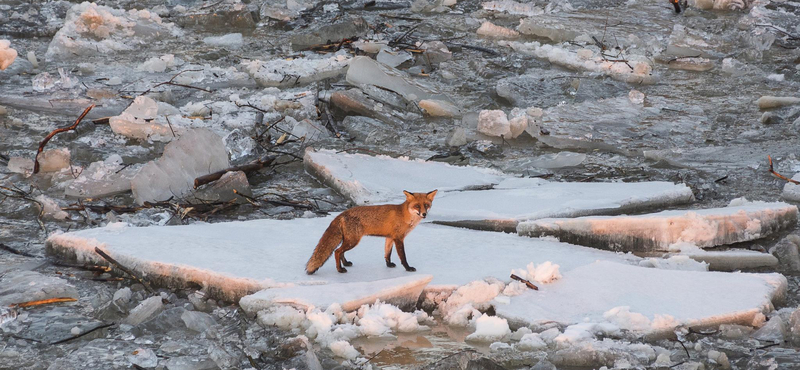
{"left": 305, "top": 190, "right": 437, "bottom": 274}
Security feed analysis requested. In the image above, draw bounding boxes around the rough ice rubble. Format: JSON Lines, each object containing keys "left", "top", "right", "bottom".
{"left": 0, "top": 40, "right": 17, "bottom": 70}
{"left": 45, "top": 217, "right": 636, "bottom": 302}
{"left": 496, "top": 260, "right": 786, "bottom": 336}
{"left": 501, "top": 41, "right": 655, "bottom": 84}
{"left": 240, "top": 275, "right": 433, "bottom": 313}
{"left": 303, "top": 148, "right": 506, "bottom": 205}
{"left": 242, "top": 52, "right": 351, "bottom": 87}
{"left": 519, "top": 201, "right": 798, "bottom": 252}
{"left": 130, "top": 128, "right": 230, "bottom": 205}
{"left": 45, "top": 2, "right": 183, "bottom": 59}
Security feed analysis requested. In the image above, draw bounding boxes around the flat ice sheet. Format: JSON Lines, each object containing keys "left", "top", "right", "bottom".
{"left": 305, "top": 149, "right": 694, "bottom": 231}
{"left": 46, "top": 217, "right": 635, "bottom": 301}
{"left": 496, "top": 261, "right": 786, "bottom": 334}
{"left": 518, "top": 202, "right": 798, "bottom": 252}
{"left": 304, "top": 148, "right": 505, "bottom": 205}
{"left": 431, "top": 178, "right": 695, "bottom": 231}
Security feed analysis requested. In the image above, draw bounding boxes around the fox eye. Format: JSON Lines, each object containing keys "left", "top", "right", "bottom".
{"left": 414, "top": 205, "right": 420, "bottom": 209}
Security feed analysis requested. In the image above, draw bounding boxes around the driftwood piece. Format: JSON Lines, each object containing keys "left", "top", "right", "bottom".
{"left": 34, "top": 105, "right": 94, "bottom": 174}
{"left": 94, "top": 247, "right": 154, "bottom": 293}
{"left": 10, "top": 297, "right": 77, "bottom": 308}
{"left": 193, "top": 156, "right": 277, "bottom": 189}
{"left": 510, "top": 274, "right": 539, "bottom": 290}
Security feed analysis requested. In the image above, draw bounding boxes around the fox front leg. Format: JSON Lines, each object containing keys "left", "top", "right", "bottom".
{"left": 394, "top": 238, "right": 416, "bottom": 272}
{"left": 384, "top": 238, "right": 396, "bottom": 268}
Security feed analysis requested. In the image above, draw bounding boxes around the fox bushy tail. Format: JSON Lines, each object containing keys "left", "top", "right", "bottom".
{"left": 305, "top": 217, "right": 343, "bottom": 274}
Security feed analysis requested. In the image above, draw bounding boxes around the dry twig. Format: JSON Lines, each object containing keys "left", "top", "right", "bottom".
{"left": 510, "top": 274, "right": 539, "bottom": 290}
{"left": 10, "top": 297, "right": 77, "bottom": 308}
{"left": 768, "top": 155, "right": 799, "bottom": 184}
{"left": 34, "top": 104, "right": 94, "bottom": 174}
{"left": 94, "top": 247, "right": 154, "bottom": 293}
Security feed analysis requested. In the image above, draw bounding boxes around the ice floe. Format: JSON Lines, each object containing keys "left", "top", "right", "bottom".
{"left": 495, "top": 261, "right": 786, "bottom": 336}
{"left": 518, "top": 201, "right": 798, "bottom": 252}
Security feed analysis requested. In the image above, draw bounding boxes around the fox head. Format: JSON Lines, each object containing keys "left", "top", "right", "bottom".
{"left": 403, "top": 190, "right": 438, "bottom": 219}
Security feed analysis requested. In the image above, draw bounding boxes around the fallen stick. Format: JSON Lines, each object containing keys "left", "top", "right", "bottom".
{"left": 768, "top": 155, "right": 800, "bottom": 184}
{"left": 193, "top": 156, "right": 277, "bottom": 189}
{"left": 0, "top": 243, "right": 36, "bottom": 258}
{"left": 94, "top": 247, "right": 154, "bottom": 293}
{"left": 10, "top": 297, "right": 77, "bottom": 308}
{"left": 34, "top": 104, "right": 95, "bottom": 174}
{"left": 510, "top": 274, "right": 539, "bottom": 290}
{"left": 51, "top": 322, "right": 115, "bottom": 345}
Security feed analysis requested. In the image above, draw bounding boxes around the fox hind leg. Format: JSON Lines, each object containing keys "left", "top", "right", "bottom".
{"left": 394, "top": 238, "right": 415, "bottom": 272}
{"left": 384, "top": 238, "right": 396, "bottom": 268}
{"left": 335, "top": 234, "right": 362, "bottom": 273}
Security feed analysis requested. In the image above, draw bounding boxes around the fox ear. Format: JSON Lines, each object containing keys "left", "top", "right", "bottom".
{"left": 403, "top": 190, "right": 414, "bottom": 199}
{"left": 426, "top": 189, "right": 438, "bottom": 200}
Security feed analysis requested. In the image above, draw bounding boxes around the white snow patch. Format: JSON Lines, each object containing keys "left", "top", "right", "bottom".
{"left": 465, "top": 314, "right": 511, "bottom": 342}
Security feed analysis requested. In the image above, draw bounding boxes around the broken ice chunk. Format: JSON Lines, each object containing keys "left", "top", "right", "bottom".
{"left": 35, "top": 194, "right": 69, "bottom": 220}
{"left": 290, "top": 17, "right": 369, "bottom": 51}
{"left": 193, "top": 171, "right": 252, "bottom": 203}
{"left": 527, "top": 152, "right": 586, "bottom": 169}
{"left": 346, "top": 56, "right": 450, "bottom": 103}
{"left": 124, "top": 296, "right": 164, "bottom": 326}
{"left": 203, "top": 33, "right": 244, "bottom": 48}
{"left": 478, "top": 110, "right": 511, "bottom": 137}
{"left": 0, "top": 270, "right": 79, "bottom": 306}
{"left": 243, "top": 53, "right": 351, "bottom": 87}
{"left": 290, "top": 118, "right": 329, "bottom": 143}
{"left": 376, "top": 49, "right": 413, "bottom": 68}
{"left": 0, "top": 40, "right": 17, "bottom": 70}
{"left": 756, "top": 96, "right": 800, "bottom": 110}
{"left": 518, "top": 202, "right": 798, "bottom": 252}
{"left": 482, "top": 0, "right": 543, "bottom": 16}
{"left": 46, "top": 3, "right": 183, "bottom": 59}
{"left": 465, "top": 314, "right": 511, "bottom": 342}
{"left": 327, "top": 89, "right": 405, "bottom": 127}
{"left": 418, "top": 99, "right": 461, "bottom": 117}
{"left": 65, "top": 155, "right": 139, "bottom": 198}
{"left": 677, "top": 249, "right": 779, "bottom": 271}
{"left": 664, "top": 56, "right": 714, "bottom": 71}
{"left": 502, "top": 41, "right": 656, "bottom": 84}
{"left": 7, "top": 157, "right": 34, "bottom": 175}
{"left": 130, "top": 128, "right": 230, "bottom": 205}
{"left": 109, "top": 96, "right": 175, "bottom": 141}
{"left": 137, "top": 54, "right": 177, "bottom": 73}
{"left": 477, "top": 21, "right": 520, "bottom": 39}
{"left": 36, "top": 148, "right": 70, "bottom": 173}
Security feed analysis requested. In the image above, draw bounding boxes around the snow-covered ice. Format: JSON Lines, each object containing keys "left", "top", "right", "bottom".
{"left": 46, "top": 216, "right": 635, "bottom": 301}
{"left": 240, "top": 275, "right": 433, "bottom": 313}
{"left": 496, "top": 261, "right": 786, "bottom": 335}
{"left": 519, "top": 202, "right": 798, "bottom": 252}
{"left": 433, "top": 178, "right": 694, "bottom": 231}
{"left": 304, "top": 150, "right": 693, "bottom": 230}
{"left": 304, "top": 148, "right": 506, "bottom": 205}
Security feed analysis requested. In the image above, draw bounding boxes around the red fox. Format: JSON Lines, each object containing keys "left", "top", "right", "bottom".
{"left": 305, "top": 190, "right": 438, "bottom": 274}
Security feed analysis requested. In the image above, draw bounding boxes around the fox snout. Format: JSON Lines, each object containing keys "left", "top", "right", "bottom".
{"left": 421, "top": 212, "right": 427, "bottom": 218}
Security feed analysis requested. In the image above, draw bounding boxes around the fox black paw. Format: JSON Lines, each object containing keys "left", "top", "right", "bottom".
{"left": 404, "top": 266, "right": 416, "bottom": 272}
{"left": 342, "top": 261, "right": 353, "bottom": 267}
{"left": 386, "top": 261, "right": 396, "bottom": 268}
{"left": 337, "top": 268, "right": 348, "bottom": 273}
